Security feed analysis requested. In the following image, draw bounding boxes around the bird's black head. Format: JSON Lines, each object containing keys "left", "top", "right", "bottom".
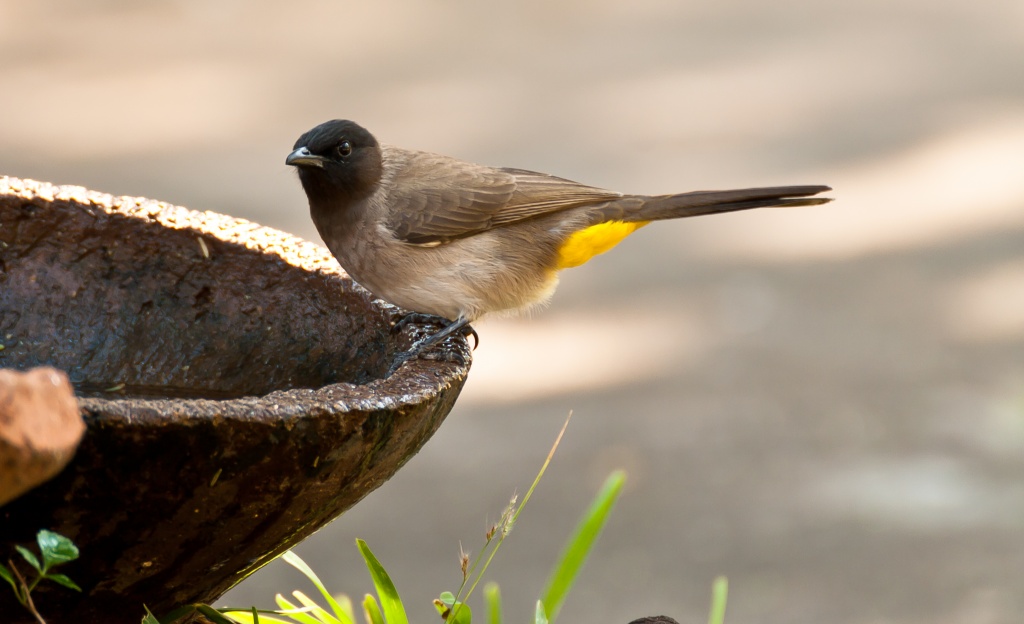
{"left": 286, "top": 119, "right": 383, "bottom": 206}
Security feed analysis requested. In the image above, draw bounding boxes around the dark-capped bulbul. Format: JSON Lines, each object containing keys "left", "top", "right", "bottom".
{"left": 286, "top": 120, "right": 831, "bottom": 367}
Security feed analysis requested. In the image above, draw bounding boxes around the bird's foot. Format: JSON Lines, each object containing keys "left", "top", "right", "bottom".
{"left": 391, "top": 313, "right": 479, "bottom": 349}
{"left": 391, "top": 312, "right": 446, "bottom": 334}
{"left": 387, "top": 315, "right": 477, "bottom": 376}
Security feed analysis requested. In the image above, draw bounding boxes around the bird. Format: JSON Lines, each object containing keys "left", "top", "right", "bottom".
{"left": 286, "top": 119, "right": 831, "bottom": 370}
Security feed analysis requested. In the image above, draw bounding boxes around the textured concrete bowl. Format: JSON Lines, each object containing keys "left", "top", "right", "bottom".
{"left": 0, "top": 176, "right": 471, "bottom": 623}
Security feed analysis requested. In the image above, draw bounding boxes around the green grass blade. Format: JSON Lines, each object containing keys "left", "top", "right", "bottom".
{"left": 274, "top": 595, "right": 322, "bottom": 624}
{"left": 292, "top": 590, "right": 342, "bottom": 624}
{"left": 282, "top": 551, "right": 355, "bottom": 624}
{"left": 194, "top": 604, "right": 243, "bottom": 624}
{"left": 363, "top": 594, "right": 385, "bottom": 624}
{"left": 512, "top": 412, "right": 573, "bottom": 527}
{"left": 534, "top": 601, "right": 548, "bottom": 624}
{"left": 356, "top": 540, "right": 408, "bottom": 624}
{"left": 484, "top": 582, "right": 502, "bottom": 624}
{"left": 458, "top": 412, "right": 575, "bottom": 605}
{"left": 220, "top": 609, "right": 294, "bottom": 624}
{"left": 540, "top": 470, "right": 626, "bottom": 623}
{"left": 707, "top": 576, "right": 729, "bottom": 624}
{"left": 334, "top": 594, "right": 356, "bottom": 624}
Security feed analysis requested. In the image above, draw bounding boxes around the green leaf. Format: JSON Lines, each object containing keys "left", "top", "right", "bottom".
{"left": 540, "top": 470, "right": 626, "bottom": 624}
{"left": 447, "top": 602, "right": 472, "bottom": 624}
{"left": 0, "top": 562, "right": 18, "bottom": 594}
{"left": 37, "top": 530, "right": 79, "bottom": 568}
{"left": 433, "top": 593, "right": 471, "bottom": 624}
{"left": 484, "top": 583, "right": 502, "bottom": 624}
{"left": 362, "top": 594, "right": 385, "bottom": 624}
{"left": 194, "top": 604, "right": 243, "bottom": 624}
{"left": 141, "top": 605, "right": 161, "bottom": 624}
{"left": 707, "top": 576, "right": 729, "bottom": 624}
{"left": 44, "top": 572, "right": 81, "bottom": 592}
{"left": 534, "top": 601, "right": 548, "bottom": 624}
{"left": 0, "top": 561, "right": 26, "bottom": 604}
{"left": 15, "top": 545, "right": 41, "bottom": 572}
{"left": 356, "top": 540, "right": 408, "bottom": 624}
{"left": 282, "top": 550, "right": 355, "bottom": 624}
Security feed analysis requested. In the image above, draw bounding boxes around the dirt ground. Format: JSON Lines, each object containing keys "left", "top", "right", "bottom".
{"left": 3, "top": 1, "right": 1023, "bottom": 622}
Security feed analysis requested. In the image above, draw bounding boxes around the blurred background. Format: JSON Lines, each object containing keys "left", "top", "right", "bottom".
{"left": 3, "top": 1, "right": 1024, "bottom": 622}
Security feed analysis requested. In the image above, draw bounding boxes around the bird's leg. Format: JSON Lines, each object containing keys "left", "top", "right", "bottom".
{"left": 388, "top": 315, "right": 478, "bottom": 375}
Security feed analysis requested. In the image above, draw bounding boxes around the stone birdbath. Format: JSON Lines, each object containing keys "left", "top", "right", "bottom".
{"left": 0, "top": 177, "right": 471, "bottom": 623}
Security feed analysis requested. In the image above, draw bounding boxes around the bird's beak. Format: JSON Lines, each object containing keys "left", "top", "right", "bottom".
{"left": 286, "top": 146, "right": 327, "bottom": 168}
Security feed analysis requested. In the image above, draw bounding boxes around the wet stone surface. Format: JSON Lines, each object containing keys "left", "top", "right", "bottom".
{"left": 0, "top": 177, "right": 471, "bottom": 624}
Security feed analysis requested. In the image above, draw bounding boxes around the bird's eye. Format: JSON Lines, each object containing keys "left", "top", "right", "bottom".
{"left": 336, "top": 141, "right": 353, "bottom": 158}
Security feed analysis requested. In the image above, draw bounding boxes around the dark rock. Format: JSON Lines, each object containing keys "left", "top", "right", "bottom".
{"left": 0, "top": 177, "right": 471, "bottom": 623}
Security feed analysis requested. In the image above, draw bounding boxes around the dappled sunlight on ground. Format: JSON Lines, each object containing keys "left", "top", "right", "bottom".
{"left": 461, "top": 305, "right": 712, "bottom": 406}
{"left": 942, "top": 259, "right": 1024, "bottom": 343}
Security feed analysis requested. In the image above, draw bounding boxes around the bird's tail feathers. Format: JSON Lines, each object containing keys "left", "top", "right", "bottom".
{"left": 634, "top": 185, "right": 832, "bottom": 222}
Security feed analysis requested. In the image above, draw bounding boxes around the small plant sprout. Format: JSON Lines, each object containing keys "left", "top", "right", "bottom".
{"left": 0, "top": 529, "right": 82, "bottom": 624}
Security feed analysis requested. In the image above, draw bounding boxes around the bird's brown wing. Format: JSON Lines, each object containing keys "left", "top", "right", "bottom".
{"left": 382, "top": 148, "right": 622, "bottom": 246}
